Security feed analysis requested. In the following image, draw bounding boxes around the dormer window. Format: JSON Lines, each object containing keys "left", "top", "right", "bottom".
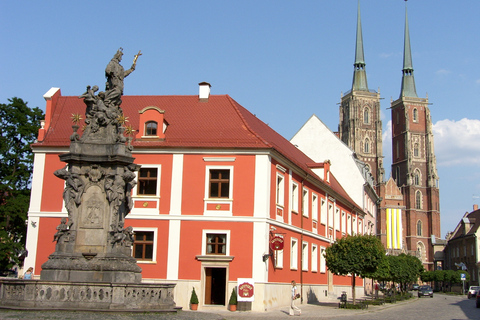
{"left": 145, "top": 121, "right": 158, "bottom": 136}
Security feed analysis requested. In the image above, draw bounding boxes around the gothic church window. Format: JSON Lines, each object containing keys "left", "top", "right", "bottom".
{"left": 363, "top": 107, "right": 370, "bottom": 124}
{"left": 414, "top": 143, "right": 419, "bottom": 157}
{"left": 413, "top": 108, "right": 418, "bottom": 122}
{"left": 417, "top": 220, "right": 422, "bottom": 236}
{"left": 364, "top": 138, "right": 370, "bottom": 154}
{"left": 414, "top": 169, "right": 421, "bottom": 186}
{"left": 415, "top": 190, "right": 422, "bottom": 210}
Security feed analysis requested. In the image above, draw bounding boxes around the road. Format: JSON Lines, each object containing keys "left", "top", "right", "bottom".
{"left": 0, "top": 293, "right": 478, "bottom": 320}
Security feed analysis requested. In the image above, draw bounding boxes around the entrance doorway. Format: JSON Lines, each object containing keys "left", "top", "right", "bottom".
{"left": 204, "top": 267, "right": 226, "bottom": 305}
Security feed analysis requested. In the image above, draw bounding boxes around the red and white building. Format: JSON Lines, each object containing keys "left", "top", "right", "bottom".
{"left": 25, "top": 83, "right": 370, "bottom": 311}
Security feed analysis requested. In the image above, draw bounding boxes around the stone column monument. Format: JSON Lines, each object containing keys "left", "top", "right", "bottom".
{"left": 41, "top": 48, "right": 143, "bottom": 283}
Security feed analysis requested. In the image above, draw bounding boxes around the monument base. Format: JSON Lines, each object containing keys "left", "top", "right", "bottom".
{"left": 0, "top": 279, "right": 178, "bottom": 312}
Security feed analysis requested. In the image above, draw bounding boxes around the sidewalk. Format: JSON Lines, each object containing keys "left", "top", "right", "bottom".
{"left": 0, "top": 296, "right": 417, "bottom": 320}
{"left": 204, "top": 295, "right": 418, "bottom": 319}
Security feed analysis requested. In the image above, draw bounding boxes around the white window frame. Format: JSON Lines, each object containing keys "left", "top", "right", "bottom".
{"left": 131, "top": 164, "right": 162, "bottom": 215}
{"left": 291, "top": 182, "right": 299, "bottom": 213}
{"left": 276, "top": 173, "right": 285, "bottom": 207}
{"left": 302, "top": 241, "right": 309, "bottom": 271}
{"left": 328, "top": 203, "right": 334, "bottom": 228}
{"left": 312, "top": 193, "right": 318, "bottom": 222}
{"left": 341, "top": 211, "right": 346, "bottom": 234}
{"left": 347, "top": 214, "right": 352, "bottom": 235}
{"left": 353, "top": 217, "right": 357, "bottom": 234}
{"left": 302, "top": 188, "right": 309, "bottom": 217}
{"left": 335, "top": 208, "right": 340, "bottom": 231}
{"left": 201, "top": 229, "right": 231, "bottom": 256}
{"left": 320, "top": 247, "right": 326, "bottom": 273}
{"left": 274, "top": 235, "right": 284, "bottom": 268}
{"left": 132, "top": 227, "right": 158, "bottom": 263}
{"left": 320, "top": 198, "right": 327, "bottom": 225}
{"left": 358, "top": 219, "right": 363, "bottom": 235}
{"left": 290, "top": 238, "right": 298, "bottom": 270}
{"left": 311, "top": 244, "right": 318, "bottom": 272}
{"left": 204, "top": 166, "right": 234, "bottom": 215}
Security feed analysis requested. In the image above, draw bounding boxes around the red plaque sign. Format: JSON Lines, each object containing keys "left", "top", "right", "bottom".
{"left": 270, "top": 236, "right": 284, "bottom": 251}
{"left": 238, "top": 282, "right": 254, "bottom": 298}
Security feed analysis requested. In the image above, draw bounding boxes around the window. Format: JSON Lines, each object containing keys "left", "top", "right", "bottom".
{"left": 275, "top": 248, "right": 284, "bottom": 268}
{"left": 320, "top": 247, "right": 326, "bottom": 273}
{"left": 417, "top": 220, "right": 422, "bottom": 236}
{"left": 302, "top": 242, "right": 309, "bottom": 271}
{"left": 290, "top": 238, "right": 298, "bottom": 270}
{"left": 312, "top": 194, "right": 318, "bottom": 221}
{"left": 209, "top": 169, "right": 230, "bottom": 198}
{"left": 328, "top": 204, "right": 334, "bottom": 228}
{"left": 414, "top": 143, "right": 419, "bottom": 157}
{"left": 276, "top": 174, "right": 285, "bottom": 206}
{"left": 353, "top": 217, "right": 357, "bottom": 234}
{"left": 416, "top": 190, "right": 422, "bottom": 209}
{"left": 358, "top": 220, "right": 363, "bottom": 235}
{"left": 206, "top": 233, "right": 227, "bottom": 255}
{"left": 320, "top": 198, "right": 327, "bottom": 225}
{"left": 347, "top": 215, "right": 352, "bottom": 235}
{"left": 364, "top": 107, "right": 370, "bottom": 124}
{"left": 335, "top": 208, "right": 340, "bottom": 231}
{"left": 364, "top": 138, "right": 370, "bottom": 154}
{"left": 133, "top": 231, "right": 154, "bottom": 261}
{"left": 414, "top": 169, "right": 421, "bottom": 186}
{"left": 291, "top": 183, "right": 299, "bottom": 213}
{"left": 302, "top": 188, "right": 309, "bottom": 217}
{"left": 341, "top": 211, "right": 346, "bottom": 233}
{"left": 145, "top": 121, "right": 158, "bottom": 136}
{"left": 311, "top": 244, "right": 318, "bottom": 272}
{"left": 413, "top": 108, "right": 418, "bottom": 122}
{"left": 138, "top": 168, "right": 158, "bottom": 195}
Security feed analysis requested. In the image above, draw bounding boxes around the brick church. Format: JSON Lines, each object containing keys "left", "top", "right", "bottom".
{"left": 338, "top": 3, "right": 441, "bottom": 270}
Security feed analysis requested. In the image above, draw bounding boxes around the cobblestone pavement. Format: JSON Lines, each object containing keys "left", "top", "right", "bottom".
{"left": 0, "top": 294, "right": 473, "bottom": 320}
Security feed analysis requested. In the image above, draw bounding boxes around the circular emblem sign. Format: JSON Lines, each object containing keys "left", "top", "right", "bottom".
{"left": 270, "top": 236, "right": 284, "bottom": 251}
{"left": 238, "top": 282, "right": 254, "bottom": 298}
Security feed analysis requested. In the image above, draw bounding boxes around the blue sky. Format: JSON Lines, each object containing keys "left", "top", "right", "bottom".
{"left": 1, "top": 1, "right": 479, "bottom": 236}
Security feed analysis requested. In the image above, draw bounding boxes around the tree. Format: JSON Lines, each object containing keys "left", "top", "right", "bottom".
{"left": 389, "top": 254, "right": 424, "bottom": 293}
{"left": 325, "top": 235, "right": 385, "bottom": 304}
{"left": 0, "top": 97, "right": 44, "bottom": 270}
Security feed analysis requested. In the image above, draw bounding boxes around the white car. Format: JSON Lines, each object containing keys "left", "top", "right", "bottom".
{"left": 468, "top": 286, "right": 480, "bottom": 299}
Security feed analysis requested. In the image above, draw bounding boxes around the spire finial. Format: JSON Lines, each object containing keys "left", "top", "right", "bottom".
{"left": 400, "top": 0, "right": 418, "bottom": 98}
{"left": 352, "top": 0, "right": 368, "bottom": 91}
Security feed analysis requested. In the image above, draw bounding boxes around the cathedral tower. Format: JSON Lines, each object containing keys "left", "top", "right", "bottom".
{"left": 391, "top": 3, "right": 440, "bottom": 270}
{"left": 339, "top": 2, "right": 385, "bottom": 186}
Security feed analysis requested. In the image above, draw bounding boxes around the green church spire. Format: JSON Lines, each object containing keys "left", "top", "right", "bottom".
{"left": 352, "top": 0, "right": 368, "bottom": 92}
{"left": 400, "top": 1, "right": 418, "bottom": 98}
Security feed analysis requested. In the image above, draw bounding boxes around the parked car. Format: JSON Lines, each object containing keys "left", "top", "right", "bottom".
{"left": 418, "top": 285, "right": 433, "bottom": 298}
{"left": 412, "top": 284, "right": 420, "bottom": 290}
{"left": 476, "top": 292, "right": 480, "bottom": 308}
{"left": 468, "top": 286, "right": 480, "bottom": 299}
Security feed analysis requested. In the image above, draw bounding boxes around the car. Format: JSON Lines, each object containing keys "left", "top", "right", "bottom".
{"left": 412, "top": 284, "right": 420, "bottom": 291}
{"left": 418, "top": 285, "right": 433, "bottom": 298}
{"left": 468, "top": 286, "right": 480, "bottom": 299}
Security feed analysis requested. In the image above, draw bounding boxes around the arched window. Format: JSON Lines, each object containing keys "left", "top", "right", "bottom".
{"left": 145, "top": 121, "right": 158, "bottom": 136}
{"left": 414, "top": 169, "right": 421, "bottom": 186}
{"left": 413, "top": 143, "right": 419, "bottom": 157}
{"left": 363, "top": 107, "right": 370, "bottom": 124}
{"left": 417, "top": 220, "right": 422, "bottom": 236}
{"left": 415, "top": 190, "right": 422, "bottom": 209}
{"left": 413, "top": 108, "right": 418, "bottom": 122}
{"left": 364, "top": 138, "right": 370, "bottom": 153}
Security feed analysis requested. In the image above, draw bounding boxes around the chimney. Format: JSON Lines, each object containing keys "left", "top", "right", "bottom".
{"left": 474, "top": 204, "right": 479, "bottom": 211}
{"left": 199, "top": 82, "right": 211, "bottom": 102}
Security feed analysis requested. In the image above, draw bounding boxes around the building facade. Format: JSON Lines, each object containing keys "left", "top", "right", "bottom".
{"left": 337, "top": 2, "right": 441, "bottom": 270}
{"left": 25, "top": 84, "right": 369, "bottom": 312}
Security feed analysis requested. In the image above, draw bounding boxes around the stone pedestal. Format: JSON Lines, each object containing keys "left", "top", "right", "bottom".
{"left": 41, "top": 140, "right": 142, "bottom": 283}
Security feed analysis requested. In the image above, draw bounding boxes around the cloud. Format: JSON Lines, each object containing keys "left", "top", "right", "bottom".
{"left": 433, "top": 118, "right": 480, "bottom": 167}
{"left": 435, "top": 69, "right": 450, "bottom": 76}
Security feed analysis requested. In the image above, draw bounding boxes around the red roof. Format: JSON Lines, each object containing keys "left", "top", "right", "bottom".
{"left": 35, "top": 93, "right": 360, "bottom": 211}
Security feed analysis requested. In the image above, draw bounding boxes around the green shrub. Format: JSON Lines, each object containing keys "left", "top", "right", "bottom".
{"left": 190, "top": 287, "right": 199, "bottom": 304}
{"left": 229, "top": 288, "right": 237, "bottom": 305}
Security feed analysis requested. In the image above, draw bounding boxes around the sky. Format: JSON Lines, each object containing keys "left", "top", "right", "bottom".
{"left": 1, "top": 1, "right": 479, "bottom": 237}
